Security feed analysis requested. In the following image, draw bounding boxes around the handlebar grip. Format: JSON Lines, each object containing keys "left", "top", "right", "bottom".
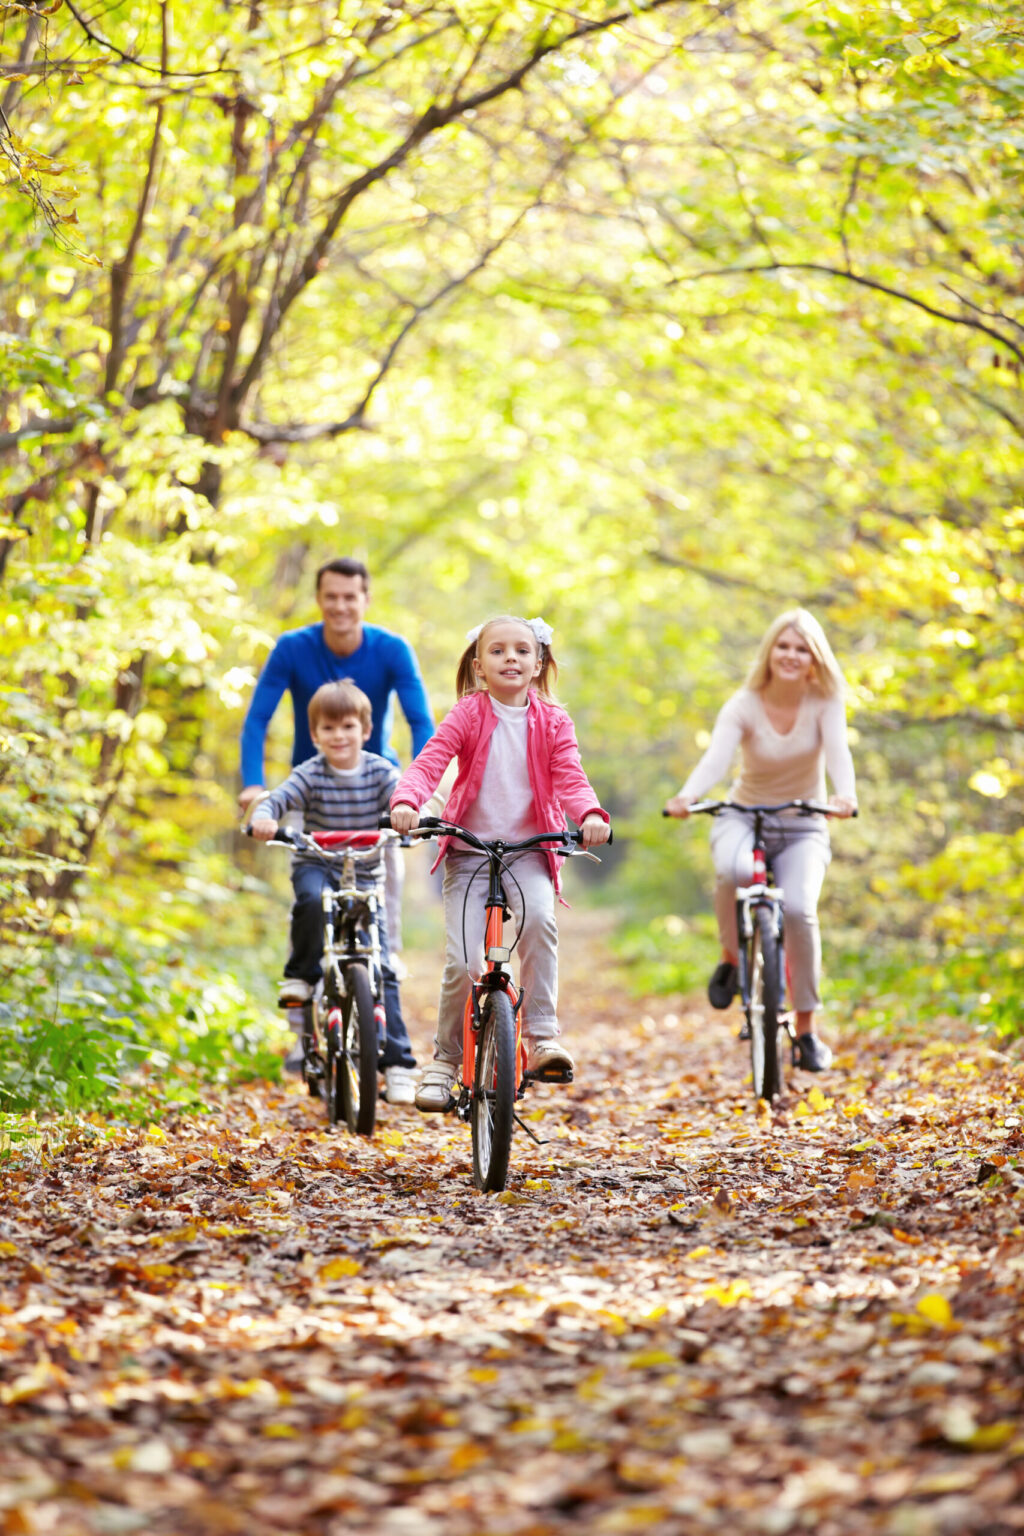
{"left": 245, "top": 823, "right": 301, "bottom": 847}
{"left": 378, "top": 812, "right": 392, "bottom": 829}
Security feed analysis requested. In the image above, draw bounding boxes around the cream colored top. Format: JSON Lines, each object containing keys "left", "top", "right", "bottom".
{"left": 681, "top": 688, "right": 856, "bottom": 806}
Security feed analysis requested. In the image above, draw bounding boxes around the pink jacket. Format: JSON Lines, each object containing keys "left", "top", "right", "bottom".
{"left": 391, "top": 689, "right": 608, "bottom": 891}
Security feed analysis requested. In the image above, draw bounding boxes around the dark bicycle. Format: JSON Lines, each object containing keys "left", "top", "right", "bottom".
{"left": 248, "top": 824, "right": 399, "bottom": 1136}
{"left": 667, "top": 800, "right": 853, "bottom": 1102}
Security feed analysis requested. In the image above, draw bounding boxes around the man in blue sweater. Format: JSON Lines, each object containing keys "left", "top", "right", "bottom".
{"left": 239, "top": 557, "right": 434, "bottom": 799}
{"left": 239, "top": 557, "right": 435, "bottom": 961}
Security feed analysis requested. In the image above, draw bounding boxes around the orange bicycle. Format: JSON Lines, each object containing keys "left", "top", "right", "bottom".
{"left": 382, "top": 815, "right": 606, "bottom": 1190}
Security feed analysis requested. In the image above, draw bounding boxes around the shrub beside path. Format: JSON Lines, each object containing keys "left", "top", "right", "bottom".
{"left": 1, "top": 910, "right": 1022, "bottom": 1535}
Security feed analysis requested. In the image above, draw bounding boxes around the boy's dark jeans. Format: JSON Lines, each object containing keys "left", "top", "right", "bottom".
{"left": 285, "top": 862, "right": 415, "bottom": 1070}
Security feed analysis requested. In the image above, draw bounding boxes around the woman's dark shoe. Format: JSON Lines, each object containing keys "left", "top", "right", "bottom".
{"left": 794, "top": 1034, "right": 833, "bottom": 1072}
{"left": 708, "top": 961, "right": 738, "bottom": 1009}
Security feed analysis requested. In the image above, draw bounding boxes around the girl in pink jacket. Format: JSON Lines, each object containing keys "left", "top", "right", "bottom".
{"left": 390, "top": 616, "right": 611, "bottom": 1112}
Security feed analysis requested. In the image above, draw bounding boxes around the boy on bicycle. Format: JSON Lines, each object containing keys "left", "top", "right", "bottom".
{"left": 248, "top": 681, "right": 418, "bottom": 1105}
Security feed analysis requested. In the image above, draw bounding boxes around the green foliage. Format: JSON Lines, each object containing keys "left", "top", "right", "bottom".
{"left": 1, "top": 0, "right": 1022, "bottom": 1098}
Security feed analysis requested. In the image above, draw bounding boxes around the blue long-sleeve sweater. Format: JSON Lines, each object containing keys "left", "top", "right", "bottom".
{"left": 240, "top": 622, "right": 435, "bottom": 785}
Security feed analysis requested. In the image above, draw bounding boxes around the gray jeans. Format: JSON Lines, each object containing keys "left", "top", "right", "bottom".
{"left": 434, "top": 851, "right": 558, "bottom": 1062}
{"left": 710, "top": 810, "right": 831, "bottom": 1012}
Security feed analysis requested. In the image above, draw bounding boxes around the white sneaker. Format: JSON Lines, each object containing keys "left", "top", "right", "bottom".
{"left": 526, "top": 1040, "right": 575, "bottom": 1080}
{"left": 415, "top": 1061, "right": 459, "bottom": 1112}
{"left": 384, "top": 1065, "right": 417, "bottom": 1106}
{"left": 278, "top": 978, "right": 313, "bottom": 1004}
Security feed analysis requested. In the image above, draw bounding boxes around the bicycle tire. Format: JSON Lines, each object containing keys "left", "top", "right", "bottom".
{"left": 323, "top": 997, "right": 341, "bottom": 1127}
{"left": 748, "top": 907, "right": 784, "bottom": 1102}
{"left": 471, "top": 989, "right": 516, "bottom": 1193}
{"left": 337, "top": 963, "right": 379, "bottom": 1137}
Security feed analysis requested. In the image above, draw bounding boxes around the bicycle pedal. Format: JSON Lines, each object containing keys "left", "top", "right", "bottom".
{"left": 738, "top": 1022, "right": 751, "bottom": 1041}
{"left": 524, "top": 1065, "right": 574, "bottom": 1085}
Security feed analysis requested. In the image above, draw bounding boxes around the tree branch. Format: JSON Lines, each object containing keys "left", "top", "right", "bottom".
{"left": 0, "top": 417, "right": 78, "bottom": 452}
{"left": 668, "top": 260, "right": 1024, "bottom": 366}
{"left": 104, "top": 0, "right": 167, "bottom": 394}
{"left": 233, "top": 0, "right": 685, "bottom": 409}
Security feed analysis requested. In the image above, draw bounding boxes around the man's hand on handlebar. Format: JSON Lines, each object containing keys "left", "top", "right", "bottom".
{"left": 580, "top": 813, "right": 611, "bottom": 850}
{"left": 663, "top": 792, "right": 696, "bottom": 819}
{"left": 389, "top": 803, "right": 420, "bottom": 836}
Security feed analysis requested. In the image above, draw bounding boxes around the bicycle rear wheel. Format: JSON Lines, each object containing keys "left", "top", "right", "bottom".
{"left": 337, "top": 963, "right": 379, "bottom": 1137}
{"left": 748, "top": 907, "right": 785, "bottom": 1102}
{"left": 471, "top": 990, "right": 516, "bottom": 1192}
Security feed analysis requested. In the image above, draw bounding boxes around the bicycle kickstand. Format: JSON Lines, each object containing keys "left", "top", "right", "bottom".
{"left": 512, "top": 1110, "right": 548, "bottom": 1146}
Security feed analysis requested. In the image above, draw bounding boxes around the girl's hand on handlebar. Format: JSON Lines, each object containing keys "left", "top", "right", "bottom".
{"left": 250, "top": 817, "right": 279, "bottom": 841}
{"left": 827, "top": 796, "right": 857, "bottom": 819}
{"left": 663, "top": 793, "right": 695, "bottom": 819}
{"left": 389, "top": 803, "right": 421, "bottom": 835}
{"left": 580, "top": 814, "right": 611, "bottom": 849}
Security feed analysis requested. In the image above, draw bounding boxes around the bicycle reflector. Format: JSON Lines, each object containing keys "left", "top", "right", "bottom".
{"left": 486, "top": 945, "right": 511, "bottom": 963}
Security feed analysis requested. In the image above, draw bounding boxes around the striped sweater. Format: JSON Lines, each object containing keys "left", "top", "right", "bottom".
{"left": 252, "top": 751, "right": 399, "bottom": 878}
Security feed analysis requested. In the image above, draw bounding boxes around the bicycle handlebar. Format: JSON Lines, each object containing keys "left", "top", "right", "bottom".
{"left": 662, "top": 799, "right": 857, "bottom": 819}
{"left": 378, "top": 813, "right": 612, "bottom": 853}
{"left": 244, "top": 824, "right": 402, "bottom": 858}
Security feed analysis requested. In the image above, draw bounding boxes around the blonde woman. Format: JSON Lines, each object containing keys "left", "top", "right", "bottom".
{"left": 665, "top": 610, "right": 857, "bottom": 1070}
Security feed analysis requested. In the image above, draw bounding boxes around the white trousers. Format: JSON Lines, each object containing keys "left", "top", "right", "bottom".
{"left": 710, "top": 810, "right": 831, "bottom": 1013}
{"left": 434, "top": 851, "right": 558, "bottom": 1062}
{"left": 384, "top": 837, "right": 404, "bottom": 954}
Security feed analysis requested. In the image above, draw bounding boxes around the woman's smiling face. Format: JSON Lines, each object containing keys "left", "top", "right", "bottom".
{"left": 768, "top": 625, "right": 815, "bottom": 687}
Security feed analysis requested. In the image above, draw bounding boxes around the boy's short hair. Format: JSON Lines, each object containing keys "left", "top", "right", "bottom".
{"left": 308, "top": 681, "right": 373, "bottom": 735}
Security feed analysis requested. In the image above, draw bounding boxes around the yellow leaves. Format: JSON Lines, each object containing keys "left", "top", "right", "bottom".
{"left": 467, "top": 1367, "right": 499, "bottom": 1383}
{"left": 148, "top": 1224, "right": 199, "bottom": 1246}
{"left": 703, "top": 1279, "right": 752, "bottom": 1307}
{"left": 916, "top": 1293, "right": 954, "bottom": 1328}
{"left": 626, "top": 1349, "right": 677, "bottom": 1369}
{"left": 0, "top": 1356, "right": 67, "bottom": 1405}
{"left": 795, "top": 1085, "right": 835, "bottom": 1119}
{"left": 318, "top": 1256, "right": 361, "bottom": 1281}
{"left": 0, "top": 1241, "right": 19, "bottom": 1258}
{"left": 892, "top": 1293, "right": 956, "bottom": 1333}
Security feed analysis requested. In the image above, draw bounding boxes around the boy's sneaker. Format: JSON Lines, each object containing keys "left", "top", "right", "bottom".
{"left": 415, "top": 1061, "right": 459, "bottom": 1112}
{"left": 384, "top": 1065, "right": 417, "bottom": 1106}
{"left": 278, "top": 978, "right": 313, "bottom": 1005}
{"left": 707, "top": 961, "right": 738, "bottom": 1009}
{"left": 793, "top": 1034, "right": 833, "bottom": 1072}
{"left": 526, "top": 1040, "right": 574, "bottom": 1081}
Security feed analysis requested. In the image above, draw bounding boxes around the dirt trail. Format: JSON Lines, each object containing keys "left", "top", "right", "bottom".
{"left": 1, "top": 910, "right": 1023, "bottom": 1535}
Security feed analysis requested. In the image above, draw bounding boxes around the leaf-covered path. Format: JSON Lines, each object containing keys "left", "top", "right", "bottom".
{"left": 2, "top": 914, "right": 1023, "bottom": 1536}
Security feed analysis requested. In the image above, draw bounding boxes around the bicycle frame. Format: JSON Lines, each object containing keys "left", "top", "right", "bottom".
{"left": 732, "top": 808, "right": 787, "bottom": 1022}
{"left": 315, "top": 831, "right": 390, "bottom": 1018}
{"left": 246, "top": 822, "right": 397, "bottom": 1085}
{"left": 459, "top": 850, "right": 527, "bottom": 1102}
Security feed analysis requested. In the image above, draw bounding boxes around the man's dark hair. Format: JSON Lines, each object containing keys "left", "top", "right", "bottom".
{"left": 315, "top": 557, "right": 370, "bottom": 593}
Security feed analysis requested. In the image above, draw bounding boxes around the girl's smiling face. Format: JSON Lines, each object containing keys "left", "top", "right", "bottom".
{"left": 473, "top": 621, "right": 542, "bottom": 706}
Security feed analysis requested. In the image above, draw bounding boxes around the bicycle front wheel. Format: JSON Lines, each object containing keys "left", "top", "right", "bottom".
{"left": 471, "top": 990, "right": 517, "bottom": 1193}
{"left": 748, "top": 907, "right": 784, "bottom": 1102}
{"left": 337, "top": 963, "right": 379, "bottom": 1137}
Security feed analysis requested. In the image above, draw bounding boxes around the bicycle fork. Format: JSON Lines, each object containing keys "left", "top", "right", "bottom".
{"left": 459, "top": 893, "right": 525, "bottom": 1108}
